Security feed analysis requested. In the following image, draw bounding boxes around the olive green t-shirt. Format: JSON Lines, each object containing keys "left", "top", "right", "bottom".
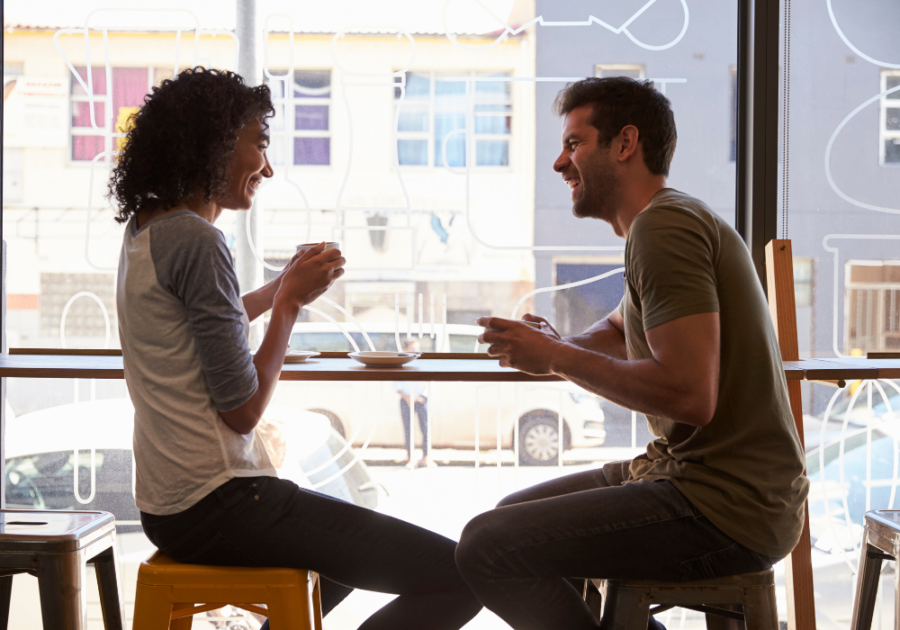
{"left": 619, "top": 188, "right": 809, "bottom": 558}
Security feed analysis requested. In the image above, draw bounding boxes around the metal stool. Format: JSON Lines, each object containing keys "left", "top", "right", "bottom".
{"left": 587, "top": 568, "right": 778, "bottom": 630}
{"left": 132, "top": 552, "right": 322, "bottom": 630}
{"left": 0, "top": 509, "right": 123, "bottom": 630}
{"left": 851, "top": 510, "right": 900, "bottom": 630}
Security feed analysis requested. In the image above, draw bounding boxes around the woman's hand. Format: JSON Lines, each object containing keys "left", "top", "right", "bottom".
{"left": 274, "top": 242, "right": 346, "bottom": 309}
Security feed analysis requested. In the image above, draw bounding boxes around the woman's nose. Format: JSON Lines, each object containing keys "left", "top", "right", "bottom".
{"left": 262, "top": 154, "right": 274, "bottom": 178}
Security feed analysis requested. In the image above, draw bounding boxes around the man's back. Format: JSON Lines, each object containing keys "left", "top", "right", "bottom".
{"left": 622, "top": 188, "right": 808, "bottom": 558}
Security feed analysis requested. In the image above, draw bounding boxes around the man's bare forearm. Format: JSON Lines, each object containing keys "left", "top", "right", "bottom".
{"left": 564, "top": 317, "right": 628, "bottom": 359}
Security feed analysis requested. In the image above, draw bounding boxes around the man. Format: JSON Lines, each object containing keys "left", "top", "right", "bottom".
{"left": 455, "top": 77, "right": 809, "bottom": 630}
{"left": 395, "top": 340, "right": 433, "bottom": 468}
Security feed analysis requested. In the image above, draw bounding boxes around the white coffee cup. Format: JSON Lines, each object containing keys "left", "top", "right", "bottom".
{"left": 296, "top": 242, "right": 340, "bottom": 255}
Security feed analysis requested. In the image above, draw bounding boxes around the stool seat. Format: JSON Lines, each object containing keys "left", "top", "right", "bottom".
{"left": 851, "top": 509, "right": 900, "bottom": 630}
{"left": 589, "top": 568, "right": 778, "bottom": 630}
{"left": 133, "top": 552, "right": 322, "bottom": 630}
{"left": 0, "top": 509, "right": 123, "bottom": 630}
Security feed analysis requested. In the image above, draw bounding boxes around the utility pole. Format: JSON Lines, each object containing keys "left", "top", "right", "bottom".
{"left": 235, "top": 0, "right": 265, "bottom": 346}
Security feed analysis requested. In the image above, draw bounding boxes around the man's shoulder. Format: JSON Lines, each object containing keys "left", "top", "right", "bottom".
{"left": 633, "top": 189, "right": 716, "bottom": 230}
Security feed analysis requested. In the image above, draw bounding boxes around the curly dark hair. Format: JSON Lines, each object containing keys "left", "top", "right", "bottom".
{"left": 108, "top": 67, "right": 274, "bottom": 224}
{"left": 553, "top": 77, "right": 677, "bottom": 176}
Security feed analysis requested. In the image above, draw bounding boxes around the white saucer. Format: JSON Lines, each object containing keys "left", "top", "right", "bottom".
{"left": 284, "top": 351, "right": 320, "bottom": 363}
{"left": 349, "top": 351, "right": 420, "bottom": 367}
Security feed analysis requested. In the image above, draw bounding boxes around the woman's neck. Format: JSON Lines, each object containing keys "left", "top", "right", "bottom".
{"left": 135, "top": 195, "right": 222, "bottom": 229}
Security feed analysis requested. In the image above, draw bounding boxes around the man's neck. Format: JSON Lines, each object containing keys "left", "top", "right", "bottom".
{"left": 610, "top": 174, "right": 668, "bottom": 238}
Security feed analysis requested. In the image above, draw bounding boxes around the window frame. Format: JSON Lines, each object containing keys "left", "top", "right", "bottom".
{"left": 593, "top": 64, "right": 645, "bottom": 80}
{"left": 880, "top": 69, "right": 900, "bottom": 166}
{"left": 394, "top": 70, "right": 513, "bottom": 170}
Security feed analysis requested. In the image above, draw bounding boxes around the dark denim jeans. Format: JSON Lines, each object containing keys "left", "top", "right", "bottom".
{"left": 455, "top": 461, "right": 779, "bottom": 630}
{"left": 141, "top": 476, "right": 481, "bottom": 630}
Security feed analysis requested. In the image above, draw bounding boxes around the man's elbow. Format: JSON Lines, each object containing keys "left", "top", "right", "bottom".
{"left": 674, "top": 394, "right": 717, "bottom": 427}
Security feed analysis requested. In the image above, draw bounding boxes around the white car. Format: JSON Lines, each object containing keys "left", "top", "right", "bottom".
{"left": 278, "top": 322, "right": 607, "bottom": 465}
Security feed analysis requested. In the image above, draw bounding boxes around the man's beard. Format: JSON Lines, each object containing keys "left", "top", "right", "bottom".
{"left": 571, "top": 152, "right": 618, "bottom": 221}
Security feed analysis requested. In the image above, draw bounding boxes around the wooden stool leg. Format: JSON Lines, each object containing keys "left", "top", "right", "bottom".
{"left": 705, "top": 604, "right": 745, "bottom": 630}
{"left": 37, "top": 551, "right": 86, "bottom": 630}
{"left": 311, "top": 573, "right": 323, "bottom": 630}
{"left": 741, "top": 585, "right": 778, "bottom": 630}
{"left": 851, "top": 540, "right": 884, "bottom": 630}
{"left": 91, "top": 546, "right": 124, "bottom": 630}
{"left": 132, "top": 584, "right": 178, "bottom": 630}
{"left": 0, "top": 575, "right": 13, "bottom": 630}
{"left": 169, "top": 603, "right": 193, "bottom": 630}
{"left": 266, "top": 583, "right": 314, "bottom": 630}
{"left": 599, "top": 582, "right": 651, "bottom": 630}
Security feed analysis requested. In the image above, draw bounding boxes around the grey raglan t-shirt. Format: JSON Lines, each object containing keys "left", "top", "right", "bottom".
{"left": 117, "top": 210, "right": 276, "bottom": 516}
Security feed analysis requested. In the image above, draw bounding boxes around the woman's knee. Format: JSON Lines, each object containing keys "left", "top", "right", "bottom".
{"left": 456, "top": 511, "right": 507, "bottom": 581}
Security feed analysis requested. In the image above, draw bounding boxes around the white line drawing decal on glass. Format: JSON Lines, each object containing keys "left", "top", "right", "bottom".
{"left": 443, "top": 0, "right": 690, "bottom": 52}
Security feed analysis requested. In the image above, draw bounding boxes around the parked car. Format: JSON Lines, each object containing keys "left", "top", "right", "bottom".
{"left": 279, "top": 322, "right": 607, "bottom": 465}
{"left": 4, "top": 398, "right": 381, "bottom": 515}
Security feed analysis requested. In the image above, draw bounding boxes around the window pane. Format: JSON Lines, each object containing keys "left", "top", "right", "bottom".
{"left": 293, "top": 137, "right": 330, "bottom": 165}
{"left": 887, "top": 75, "right": 900, "bottom": 97}
{"left": 295, "top": 104, "right": 328, "bottom": 131}
{"left": 71, "top": 135, "right": 104, "bottom": 161}
{"left": 886, "top": 108, "right": 900, "bottom": 131}
{"left": 475, "top": 106, "right": 511, "bottom": 134}
{"left": 398, "top": 108, "right": 429, "bottom": 132}
{"left": 474, "top": 75, "right": 510, "bottom": 98}
{"left": 476, "top": 140, "right": 509, "bottom": 166}
{"left": 70, "top": 101, "right": 105, "bottom": 128}
{"left": 398, "top": 139, "right": 428, "bottom": 165}
{"left": 293, "top": 70, "right": 330, "bottom": 97}
{"left": 434, "top": 112, "right": 466, "bottom": 167}
{"left": 70, "top": 66, "right": 106, "bottom": 96}
{"left": 404, "top": 72, "right": 430, "bottom": 99}
{"left": 885, "top": 139, "right": 900, "bottom": 163}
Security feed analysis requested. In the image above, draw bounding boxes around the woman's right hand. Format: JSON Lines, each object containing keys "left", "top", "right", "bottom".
{"left": 274, "top": 242, "right": 346, "bottom": 309}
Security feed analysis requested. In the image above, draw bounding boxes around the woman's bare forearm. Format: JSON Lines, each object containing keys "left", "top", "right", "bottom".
{"left": 242, "top": 281, "right": 279, "bottom": 322}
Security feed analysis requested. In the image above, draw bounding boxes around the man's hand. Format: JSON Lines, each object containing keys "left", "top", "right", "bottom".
{"left": 477, "top": 317, "right": 565, "bottom": 375}
{"left": 521, "top": 313, "right": 562, "bottom": 340}
{"left": 275, "top": 242, "right": 346, "bottom": 309}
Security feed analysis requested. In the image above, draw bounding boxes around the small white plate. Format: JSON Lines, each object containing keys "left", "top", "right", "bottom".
{"left": 349, "top": 351, "right": 420, "bottom": 367}
{"left": 284, "top": 351, "right": 321, "bottom": 363}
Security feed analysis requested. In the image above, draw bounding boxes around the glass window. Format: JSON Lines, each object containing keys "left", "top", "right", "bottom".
{"left": 267, "top": 69, "right": 331, "bottom": 166}
{"left": 395, "top": 71, "right": 512, "bottom": 168}
{"left": 881, "top": 70, "right": 900, "bottom": 164}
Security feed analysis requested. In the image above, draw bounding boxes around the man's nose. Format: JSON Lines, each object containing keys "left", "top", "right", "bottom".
{"left": 553, "top": 151, "right": 569, "bottom": 173}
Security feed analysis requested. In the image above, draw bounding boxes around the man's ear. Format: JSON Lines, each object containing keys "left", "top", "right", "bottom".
{"left": 616, "top": 125, "right": 640, "bottom": 163}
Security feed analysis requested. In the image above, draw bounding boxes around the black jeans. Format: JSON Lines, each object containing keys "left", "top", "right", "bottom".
{"left": 141, "top": 476, "right": 481, "bottom": 630}
{"left": 455, "top": 461, "right": 779, "bottom": 630}
{"left": 400, "top": 397, "right": 429, "bottom": 458}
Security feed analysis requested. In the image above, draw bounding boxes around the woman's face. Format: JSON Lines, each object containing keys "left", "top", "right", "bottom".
{"left": 219, "top": 117, "right": 274, "bottom": 211}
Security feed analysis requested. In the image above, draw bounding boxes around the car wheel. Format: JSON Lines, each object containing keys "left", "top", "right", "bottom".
{"left": 517, "top": 412, "right": 570, "bottom": 466}
{"left": 308, "top": 408, "right": 346, "bottom": 438}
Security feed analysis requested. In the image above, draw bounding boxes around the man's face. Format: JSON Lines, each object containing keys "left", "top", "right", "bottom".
{"left": 552, "top": 105, "right": 618, "bottom": 222}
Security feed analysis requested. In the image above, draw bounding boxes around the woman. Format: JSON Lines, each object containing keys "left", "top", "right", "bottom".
{"left": 111, "top": 67, "right": 481, "bottom": 630}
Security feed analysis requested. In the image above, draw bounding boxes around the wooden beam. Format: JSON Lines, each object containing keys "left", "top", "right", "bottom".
{"left": 766, "top": 239, "right": 816, "bottom": 630}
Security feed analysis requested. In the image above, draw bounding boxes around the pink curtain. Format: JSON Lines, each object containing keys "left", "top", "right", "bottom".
{"left": 72, "top": 67, "right": 147, "bottom": 161}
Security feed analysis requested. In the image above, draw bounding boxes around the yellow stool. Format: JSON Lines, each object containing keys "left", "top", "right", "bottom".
{"left": 132, "top": 552, "right": 322, "bottom": 630}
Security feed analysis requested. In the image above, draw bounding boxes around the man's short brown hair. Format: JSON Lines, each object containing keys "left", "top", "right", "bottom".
{"left": 553, "top": 77, "right": 677, "bottom": 176}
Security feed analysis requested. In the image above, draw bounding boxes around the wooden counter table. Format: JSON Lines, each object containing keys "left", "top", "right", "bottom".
{"left": 3, "top": 350, "right": 900, "bottom": 385}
